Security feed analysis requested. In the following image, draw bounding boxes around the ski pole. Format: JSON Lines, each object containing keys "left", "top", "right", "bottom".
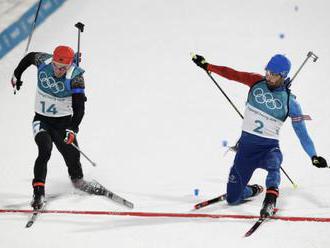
{"left": 59, "top": 129, "right": 96, "bottom": 167}
{"left": 191, "top": 53, "right": 244, "bottom": 118}
{"left": 280, "top": 167, "right": 298, "bottom": 189}
{"left": 24, "top": 0, "right": 43, "bottom": 54}
{"left": 289, "top": 51, "right": 318, "bottom": 84}
{"left": 14, "top": 0, "right": 43, "bottom": 95}
{"left": 74, "top": 22, "right": 85, "bottom": 66}
{"left": 206, "top": 71, "right": 244, "bottom": 119}
{"left": 71, "top": 143, "right": 97, "bottom": 167}
{"left": 192, "top": 53, "right": 297, "bottom": 188}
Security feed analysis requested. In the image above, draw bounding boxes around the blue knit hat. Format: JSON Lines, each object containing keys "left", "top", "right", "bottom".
{"left": 265, "top": 54, "right": 291, "bottom": 78}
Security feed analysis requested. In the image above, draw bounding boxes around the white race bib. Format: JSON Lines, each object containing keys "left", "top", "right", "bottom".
{"left": 35, "top": 89, "right": 73, "bottom": 117}
{"left": 242, "top": 104, "right": 284, "bottom": 140}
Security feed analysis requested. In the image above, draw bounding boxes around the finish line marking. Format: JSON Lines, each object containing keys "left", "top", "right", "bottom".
{"left": 1, "top": 209, "right": 330, "bottom": 222}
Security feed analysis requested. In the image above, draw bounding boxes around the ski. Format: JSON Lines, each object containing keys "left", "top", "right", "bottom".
{"left": 79, "top": 180, "right": 134, "bottom": 209}
{"left": 5, "top": 193, "right": 61, "bottom": 209}
{"left": 25, "top": 210, "right": 39, "bottom": 228}
{"left": 244, "top": 217, "right": 266, "bottom": 237}
{"left": 25, "top": 203, "right": 47, "bottom": 228}
{"left": 194, "top": 194, "right": 226, "bottom": 209}
{"left": 244, "top": 209, "right": 278, "bottom": 237}
{"left": 103, "top": 188, "right": 134, "bottom": 209}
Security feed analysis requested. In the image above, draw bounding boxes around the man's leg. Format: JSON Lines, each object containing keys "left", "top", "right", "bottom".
{"left": 260, "top": 147, "right": 282, "bottom": 217}
{"left": 226, "top": 139, "right": 266, "bottom": 205}
{"left": 52, "top": 131, "right": 108, "bottom": 194}
{"left": 52, "top": 129, "right": 84, "bottom": 181}
{"left": 31, "top": 121, "right": 53, "bottom": 209}
{"left": 226, "top": 144, "right": 258, "bottom": 205}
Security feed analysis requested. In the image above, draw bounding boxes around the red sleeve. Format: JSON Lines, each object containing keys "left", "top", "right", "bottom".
{"left": 207, "top": 64, "right": 263, "bottom": 87}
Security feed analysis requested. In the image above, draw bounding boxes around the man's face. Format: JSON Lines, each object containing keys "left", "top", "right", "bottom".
{"left": 265, "top": 70, "right": 284, "bottom": 89}
{"left": 52, "top": 61, "right": 71, "bottom": 78}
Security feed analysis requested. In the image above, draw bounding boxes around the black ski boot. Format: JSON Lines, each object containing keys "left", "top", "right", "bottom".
{"left": 72, "top": 178, "right": 87, "bottom": 189}
{"left": 260, "top": 187, "right": 279, "bottom": 218}
{"left": 248, "top": 184, "right": 264, "bottom": 197}
{"left": 31, "top": 182, "right": 45, "bottom": 210}
{"left": 72, "top": 178, "right": 106, "bottom": 195}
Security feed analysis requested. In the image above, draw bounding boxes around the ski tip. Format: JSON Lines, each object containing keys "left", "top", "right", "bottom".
{"left": 244, "top": 229, "right": 256, "bottom": 238}
{"left": 125, "top": 201, "right": 134, "bottom": 209}
{"left": 194, "top": 203, "right": 202, "bottom": 210}
{"left": 25, "top": 221, "right": 33, "bottom": 228}
{"left": 194, "top": 201, "right": 209, "bottom": 210}
{"left": 127, "top": 204, "right": 134, "bottom": 209}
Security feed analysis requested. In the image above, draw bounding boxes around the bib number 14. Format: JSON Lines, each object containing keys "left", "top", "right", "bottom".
{"left": 40, "top": 101, "right": 58, "bottom": 115}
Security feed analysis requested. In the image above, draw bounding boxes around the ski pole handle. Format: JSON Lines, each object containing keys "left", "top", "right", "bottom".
{"left": 12, "top": 73, "right": 17, "bottom": 95}
{"left": 75, "top": 22, "right": 85, "bottom": 33}
{"left": 290, "top": 51, "right": 318, "bottom": 83}
{"left": 74, "top": 22, "right": 84, "bottom": 67}
{"left": 307, "top": 51, "right": 318, "bottom": 62}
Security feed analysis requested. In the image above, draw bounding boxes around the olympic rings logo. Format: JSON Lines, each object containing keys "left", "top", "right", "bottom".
{"left": 252, "top": 88, "right": 283, "bottom": 110}
{"left": 39, "top": 71, "right": 65, "bottom": 94}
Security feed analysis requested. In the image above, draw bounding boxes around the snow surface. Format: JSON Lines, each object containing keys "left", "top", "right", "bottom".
{"left": 1, "top": 0, "right": 330, "bottom": 247}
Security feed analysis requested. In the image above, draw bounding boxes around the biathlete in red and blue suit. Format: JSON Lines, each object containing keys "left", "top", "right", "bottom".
{"left": 192, "top": 54, "right": 328, "bottom": 217}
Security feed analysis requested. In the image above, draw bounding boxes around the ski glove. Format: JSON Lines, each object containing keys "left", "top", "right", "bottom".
{"left": 192, "top": 54, "right": 208, "bottom": 70}
{"left": 64, "top": 129, "right": 76, "bottom": 145}
{"left": 11, "top": 75, "right": 23, "bottom": 91}
{"left": 312, "top": 156, "right": 328, "bottom": 168}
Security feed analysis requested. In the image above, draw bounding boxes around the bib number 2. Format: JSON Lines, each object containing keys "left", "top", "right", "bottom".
{"left": 40, "top": 101, "right": 58, "bottom": 115}
{"left": 253, "top": 120, "right": 264, "bottom": 134}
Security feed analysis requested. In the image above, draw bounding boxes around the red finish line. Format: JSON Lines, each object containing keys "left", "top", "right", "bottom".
{"left": 1, "top": 209, "right": 330, "bottom": 222}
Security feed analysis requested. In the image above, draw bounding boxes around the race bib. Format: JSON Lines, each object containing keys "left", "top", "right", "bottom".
{"left": 242, "top": 104, "right": 284, "bottom": 140}
{"left": 35, "top": 89, "right": 73, "bottom": 117}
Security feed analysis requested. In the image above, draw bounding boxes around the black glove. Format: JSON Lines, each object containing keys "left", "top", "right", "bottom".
{"left": 192, "top": 54, "right": 208, "bottom": 70}
{"left": 16, "top": 80, "right": 23, "bottom": 91}
{"left": 11, "top": 75, "right": 23, "bottom": 91}
{"left": 312, "top": 156, "right": 328, "bottom": 168}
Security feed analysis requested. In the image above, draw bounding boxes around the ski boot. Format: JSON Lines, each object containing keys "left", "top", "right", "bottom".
{"left": 248, "top": 184, "right": 264, "bottom": 197}
{"left": 72, "top": 178, "right": 87, "bottom": 189}
{"left": 31, "top": 182, "right": 45, "bottom": 210}
{"left": 260, "top": 187, "right": 279, "bottom": 218}
{"left": 72, "top": 178, "right": 106, "bottom": 195}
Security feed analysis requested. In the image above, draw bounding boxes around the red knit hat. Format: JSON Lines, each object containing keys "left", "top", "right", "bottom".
{"left": 53, "top": 45, "right": 74, "bottom": 65}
